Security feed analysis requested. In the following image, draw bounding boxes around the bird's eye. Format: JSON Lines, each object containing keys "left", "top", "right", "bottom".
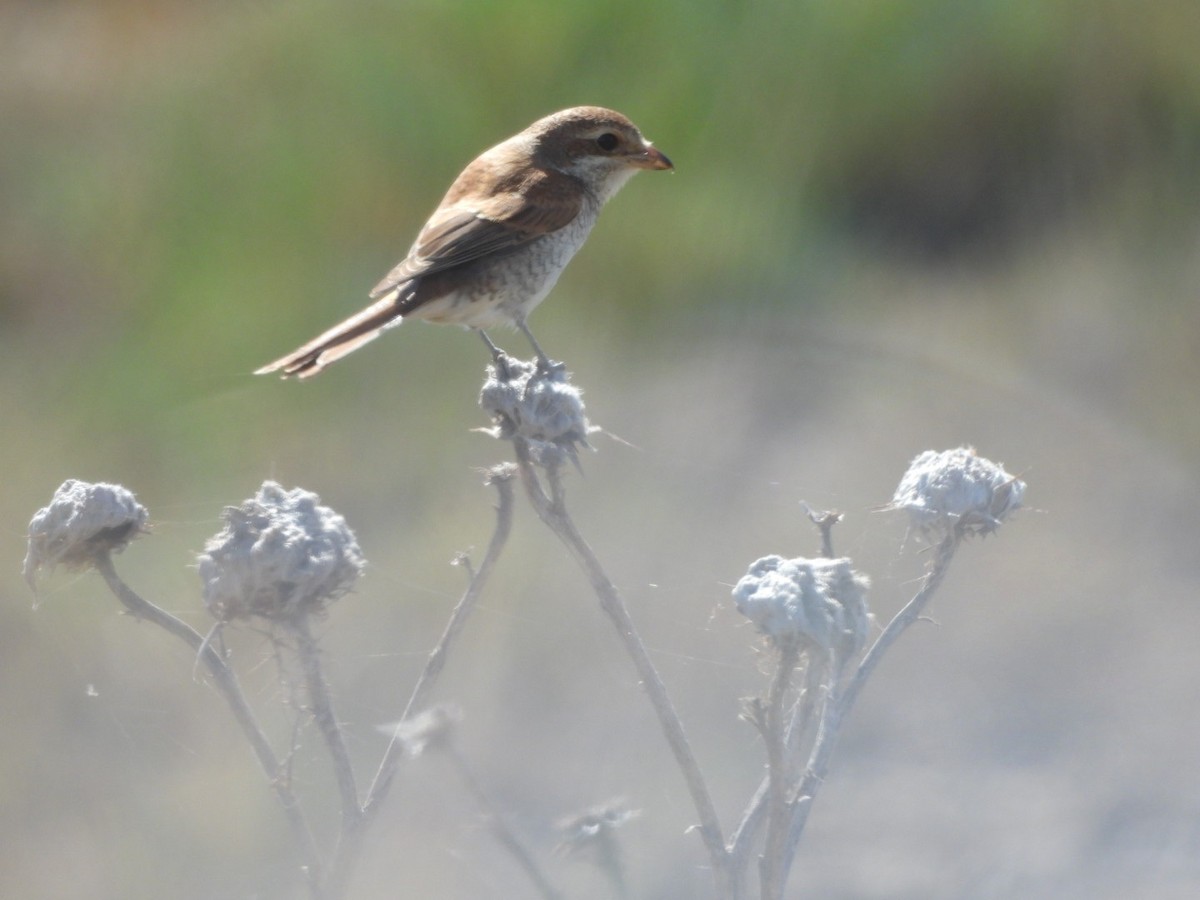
{"left": 595, "top": 132, "right": 620, "bottom": 152}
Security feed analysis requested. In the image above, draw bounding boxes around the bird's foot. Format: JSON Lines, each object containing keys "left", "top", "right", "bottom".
{"left": 492, "top": 351, "right": 517, "bottom": 381}
{"left": 534, "top": 355, "right": 566, "bottom": 378}
{"left": 479, "top": 330, "right": 516, "bottom": 378}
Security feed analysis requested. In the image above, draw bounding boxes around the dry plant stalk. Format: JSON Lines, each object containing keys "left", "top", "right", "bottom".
{"left": 25, "top": 353, "right": 1025, "bottom": 900}
{"left": 481, "top": 361, "right": 1026, "bottom": 900}
{"left": 24, "top": 472, "right": 519, "bottom": 900}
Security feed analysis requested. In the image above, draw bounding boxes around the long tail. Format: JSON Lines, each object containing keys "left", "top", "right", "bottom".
{"left": 255, "top": 292, "right": 405, "bottom": 378}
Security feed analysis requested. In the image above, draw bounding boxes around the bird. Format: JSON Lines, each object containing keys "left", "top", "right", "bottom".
{"left": 255, "top": 106, "right": 672, "bottom": 378}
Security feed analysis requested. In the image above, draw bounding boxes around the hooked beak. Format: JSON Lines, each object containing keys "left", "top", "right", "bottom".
{"left": 632, "top": 143, "right": 673, "bottom": 171}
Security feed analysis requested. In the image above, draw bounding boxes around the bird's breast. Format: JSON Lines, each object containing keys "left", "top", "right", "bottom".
{"left": 409, "top": 202, "right": 601, "bottom": 329}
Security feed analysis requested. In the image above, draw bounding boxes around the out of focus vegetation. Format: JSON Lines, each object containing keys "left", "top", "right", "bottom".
{"left": 4, "top": 0, "right": 1199, "bottom": 466}
{"left": 4, "top": 1, "right": 1200, "bottom": 898}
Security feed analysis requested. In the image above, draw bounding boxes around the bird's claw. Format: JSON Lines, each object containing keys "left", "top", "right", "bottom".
{"left": 492, "top": 351, "right": 515, "bottom": 380}
{"left": 535, "top": 356, "right": 566, "bottom": 377}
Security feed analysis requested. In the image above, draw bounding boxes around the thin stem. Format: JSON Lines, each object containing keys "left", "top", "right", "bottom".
{"left": 729, "top": 649, "right": 830, "bottom": 899}
{"left": 728, "top": 649, "right": 827, "bottom": 885}
{"left": 446, "top": 745, "right": 564, "bottom": 900}
{"left": 782, "top": 533, "right": 960, "bottom": 868}
{"left": 366, "top": 467, "right": 515, "bottom": 810}
{"left": 727, "top": 777, "right": 767, "bottom": 899}
{"left": 729, "top": 560, "right": 836, "bottom": 888}
{"left": 759, "top": 643, "right": 800, "bottom": 900}
{"left": 799, "top": 503, "right": 841, "bottom": 559}
{"left": 787, "top": 650, "right": 830, "bottom": 757}
{"left": 513, "top": 440, "right": 732, "bottom": 896}
{"left": 731, "top": 534, "right": 960, "bottom": 895}
{"left": 836, "top": 534, "right": 958, "bottom": 716}
{"left": 94, "top": 553, "right": 324, "bottom": 898}
{"left": 290, "top": 615, "right": 362, "bottom": 832}
{"left": 779, "top": 665, "right": 842, "bottom": 874}
{"left": 324, "top": 468, "right": 515, "bottom": 896}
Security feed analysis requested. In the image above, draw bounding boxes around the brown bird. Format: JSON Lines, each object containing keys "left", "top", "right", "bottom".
{"left": 256, "top": 106, "right": 672, "bottom": 378}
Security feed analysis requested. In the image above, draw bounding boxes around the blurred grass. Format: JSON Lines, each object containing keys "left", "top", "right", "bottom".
{"left": 4, "top": 1, "right": 1200, "bottom": 898}
{"left": 6, "top": 1, "right": 1198, "bottom": 436}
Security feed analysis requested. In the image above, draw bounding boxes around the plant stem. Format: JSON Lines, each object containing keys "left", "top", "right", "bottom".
{"left": 782, "top": 534, "right": 960, "bottom": 867}
{"left": 325, "top": 468, "right": 515, "bottom": 896}
{"left": 290, "top": 615, "right": 362, "bottom": 832}
{"left": 513, "top": 440, "right": 732, "bottom": 897}
{"left": 759, "top": 643, "right": 799, "bottom": 900}
{"left": 94, "top": 553, "right": 325, "bottom": 898}
{"left": 446, "top": 745, "right": 565, "bottom": 900}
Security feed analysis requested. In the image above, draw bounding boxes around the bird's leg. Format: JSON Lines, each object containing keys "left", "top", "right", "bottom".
{"left": 478, "top": 330, "right": 514, "bottom": 379}
{"left": 478, "top": 329, "right": 505, "bottom": 360}
{"left": 516, "top": 318, "right": 562, "bottom": 374}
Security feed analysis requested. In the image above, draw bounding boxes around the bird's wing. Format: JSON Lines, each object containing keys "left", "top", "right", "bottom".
{"left": 368, "top": 169, "right": 584, "bottom": 300}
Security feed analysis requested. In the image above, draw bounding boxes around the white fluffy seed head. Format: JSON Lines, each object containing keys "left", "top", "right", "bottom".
{"left": 197, "top": 482, "right": 364, "bottom": 623}
{"left": 890, "top": 446, "right": 1025, "bottom": 539}
{"left": 24, "top": 480, "right": 148, "bottom": 590}
{"left": 732, "top": 555, "right": 871, "bottom": 656}
{"left": 378, "top": 704, "right": 463, "bottom": 758}
{"left": 479, "top": 357, "right": 594, "bottom": 466}
{"left": 556, "top": 798, "right": 641, "bottom": 858}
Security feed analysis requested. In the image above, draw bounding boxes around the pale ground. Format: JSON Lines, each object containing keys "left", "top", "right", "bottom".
{"left": 4, "top": 243, "right": 1200, "bottom": 899}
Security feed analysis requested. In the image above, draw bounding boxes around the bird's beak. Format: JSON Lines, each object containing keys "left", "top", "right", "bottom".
{"left": 633, "top": 143, "right": 673, "bottom": 171}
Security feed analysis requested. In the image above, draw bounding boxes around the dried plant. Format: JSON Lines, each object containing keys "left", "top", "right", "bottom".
{"left": 24, "top": 355, "right": 1025, "bottom": 900}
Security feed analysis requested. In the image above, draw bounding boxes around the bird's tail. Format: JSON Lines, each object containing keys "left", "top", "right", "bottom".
{"left": 255, "top": 292, "right": 405, "bottom": 379}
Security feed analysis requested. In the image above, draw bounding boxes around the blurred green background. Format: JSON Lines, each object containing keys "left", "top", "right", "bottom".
{"left": 4, "top": 1, "right": 1200, "bottom": 897}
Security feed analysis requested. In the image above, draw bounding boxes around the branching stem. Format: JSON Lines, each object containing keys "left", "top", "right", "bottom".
{"left": 512, "top": 439, "right": 733, "bottom": 896}
{"left": 783, "top": 534, "right": 960, "bottom": 866}
{"left": 290, "top": 615, "right": 361, "bottom": 832}
{"left": 324, "top": 468, "right": 516, "bottom": 896}
{"left": 759, "top": 643, "right": 800, "bottom": 900}
{"left": 94, "top": 553, "right": 325, "bottom": 898}
{"left": 446, "top": 744, "right": 564, "bottom": 900}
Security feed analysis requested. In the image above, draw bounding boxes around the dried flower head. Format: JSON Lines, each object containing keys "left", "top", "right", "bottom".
{"left": 24, "top": 480, "right": 148, "bottom": 590}
{"left": 890, "top": 446, "right": 1025, "bottom": 539}
{"left": 557, "top": 798, "right": 640, "bottom": 845}
{"left": 479, "top": 356, "right": 594, "bottom": 466}
{"left": 556, "top": 798, "right": 641, "bottom": 859}
{"left": 732, "top": 555, "right": 871, "bottom": 657}
{"left": 378, "top": 704, "right": 462, "bottom": 758}
{"left": 197, "top": 482, "right": 364, "bottom": 623}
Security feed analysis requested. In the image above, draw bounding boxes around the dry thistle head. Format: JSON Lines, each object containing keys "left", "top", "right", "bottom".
{"left": 24, "top": 480, "right": 148, "bottom": 591}
{"left": 378, "top": 704, "right": 463, "bottom": 758}
{"left": 478, "top": 356, "right": 594, "bottom": 466}
{"left": 555, "top": 797, "right": 640, "bottom": 872}
{"left": 197, "top": 482, "right": 364, "bottom": 623}
{"left": 732, "top": 555, "right": 871, "bottom": 657}
{"left": 889, "top": 446, "right": 1025, "bottom": 539}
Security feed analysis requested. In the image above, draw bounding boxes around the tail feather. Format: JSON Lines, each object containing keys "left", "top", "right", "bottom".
{"left": 255, "top": 293, "right": 404, "bottom": 379}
